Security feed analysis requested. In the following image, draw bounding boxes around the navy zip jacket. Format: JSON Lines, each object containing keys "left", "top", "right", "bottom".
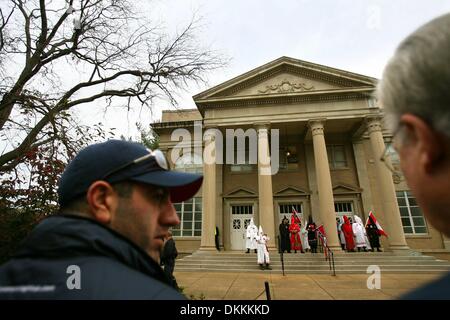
{"left": 0, "top": 214, "right": 186, "bottom": 300}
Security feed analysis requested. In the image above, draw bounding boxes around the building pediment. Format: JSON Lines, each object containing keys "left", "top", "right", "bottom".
{"left": 194, "top": 56, "right": 377, "bottom": 101}
{"left": 332, "top": 183, "right": 362, "bottom": 194}
{"left": 274, "top": 186, "right": 310, "bottom": 197}
{"left": 223, "top": 187, "right": 257, "bottom": 198}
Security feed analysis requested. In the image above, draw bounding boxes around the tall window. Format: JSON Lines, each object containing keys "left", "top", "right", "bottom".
{"left": 327, "top": 145, "right": 347, "bottom": 169}
{"left": 172, "top": 197, "right": 202, "bottom": 237}
{"left": 396, "top": 191, "right": 428, "bottom": 234}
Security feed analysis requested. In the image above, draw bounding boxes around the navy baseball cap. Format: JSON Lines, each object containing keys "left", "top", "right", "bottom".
{"left": 57, "top": 140, "right": 203, "bottom": 206}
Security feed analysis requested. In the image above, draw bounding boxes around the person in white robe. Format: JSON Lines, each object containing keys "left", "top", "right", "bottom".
{"left": 352, "top": 215, "right": 368, "bottom": 252}
{"left": 256, "top": 226, "right": 271, "bottom": 270}
{"left": 300, "top": 218, "right": 311, "bottom": 252}
{"left": 338, "top": 217, "right": 346, "bottom": 250}
{"left": 245, "top": 218, "right": 258, "bottom": 253}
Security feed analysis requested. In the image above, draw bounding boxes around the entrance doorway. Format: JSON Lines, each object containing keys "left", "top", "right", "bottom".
{"left": 230, "top": 204, "right": 254, "bottom": 250}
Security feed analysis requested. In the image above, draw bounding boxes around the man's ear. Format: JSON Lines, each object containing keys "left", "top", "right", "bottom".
{"left": 400, "top": 113, "right": 443, "bottom": 174}
{"left": 86, "top": 181, "right": 118, "bottom": 225}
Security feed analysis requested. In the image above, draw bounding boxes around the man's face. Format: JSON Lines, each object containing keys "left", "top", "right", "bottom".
{"left": 393, "top": 116, "right": 450, "bottom": 236}
{"left": 112, "top": 183, "right": 180, "bottom": 263}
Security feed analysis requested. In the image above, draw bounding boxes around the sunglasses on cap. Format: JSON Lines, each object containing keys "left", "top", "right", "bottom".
{"left": 101, "top": 148, "right": 169, "bottom": 180}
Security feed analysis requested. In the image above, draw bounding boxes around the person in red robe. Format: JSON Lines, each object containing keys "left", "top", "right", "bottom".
{"left": 289, "top": 213, "right": 304, "bottom": 253}
{"left": 341, "top": 215, "right": 355, "bottom": 252}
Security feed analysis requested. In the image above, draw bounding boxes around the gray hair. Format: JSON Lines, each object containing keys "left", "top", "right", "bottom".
{"left": 377, "top": 13, "right": 450, "bottom": 137}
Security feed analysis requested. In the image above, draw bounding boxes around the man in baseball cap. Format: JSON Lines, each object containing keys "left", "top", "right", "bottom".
{"left": 0, "top": 140, "right": 202, "bottom": 299}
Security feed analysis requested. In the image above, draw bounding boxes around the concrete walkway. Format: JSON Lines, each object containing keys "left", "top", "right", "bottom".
{"left": 174, "top": 271, "right": 445, "bottom": 300}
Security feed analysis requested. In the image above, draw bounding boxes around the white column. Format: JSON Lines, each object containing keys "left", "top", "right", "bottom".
{"left": 366, "top": 115, "right": 409, "bottom": 251}
{"left": 200, "top": 129, "right": 217, "bottom": 251}
{"left": 309, "top": 119, "right": 342, "bottom": 252}
{"left": 257, "top": 123, "right": 276, "bottom": 250}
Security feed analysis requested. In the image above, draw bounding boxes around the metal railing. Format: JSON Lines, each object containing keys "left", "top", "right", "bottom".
{"left": 317, "top": 231, "right": 336, "bottom": 276}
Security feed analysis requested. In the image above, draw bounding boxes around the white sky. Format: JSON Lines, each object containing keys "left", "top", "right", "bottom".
{"left": 75, "top": 0, "right": 450, "bottom": 139}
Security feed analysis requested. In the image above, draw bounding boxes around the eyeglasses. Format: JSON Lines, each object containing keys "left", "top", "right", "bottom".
{"left": 380, "top": 125, "right": 402, "bottom": 176}
{"left": 102, "top": 148, "right": 169, "bottom": 180}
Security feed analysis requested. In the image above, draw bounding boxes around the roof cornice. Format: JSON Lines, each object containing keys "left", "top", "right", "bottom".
{"left": 196, "top": 87, "right": 375, "bottom": 115}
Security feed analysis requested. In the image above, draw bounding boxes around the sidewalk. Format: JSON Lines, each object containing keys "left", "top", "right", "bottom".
{"left": 174, "top": 271, "right": 445, "bottom": 300}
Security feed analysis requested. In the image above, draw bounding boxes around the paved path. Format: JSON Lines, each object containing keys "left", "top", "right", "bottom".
{"left": 174, "top": 271, "right": 445, "bottom": 300}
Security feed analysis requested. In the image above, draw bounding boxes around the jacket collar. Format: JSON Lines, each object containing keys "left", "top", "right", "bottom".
{"left": 14, "top": 214, "right": 170, "bottom": 285}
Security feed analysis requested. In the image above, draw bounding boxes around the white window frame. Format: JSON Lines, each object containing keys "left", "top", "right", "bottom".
{"left": 172, "top": 197, "right": 202, "bottom": 237}
{"left": 396, "top": 191, "right": 428, "bottom": 235}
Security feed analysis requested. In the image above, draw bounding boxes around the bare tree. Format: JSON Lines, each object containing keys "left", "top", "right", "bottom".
{"left": 0, "top": 0, "right": 224, "bottom": 171}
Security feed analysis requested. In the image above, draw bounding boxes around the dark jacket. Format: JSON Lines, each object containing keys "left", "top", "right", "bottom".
{"left": 0, "top": 214, "right": 185, "bottom": 300}
{"left": 401, "top": 272, "right": 450, "bottom": 300}
{"left": 161, "top": 238, "right": 178, "bottom": 264}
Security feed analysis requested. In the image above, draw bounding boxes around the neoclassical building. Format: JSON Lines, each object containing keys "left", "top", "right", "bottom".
{"left": 152, "top": 56, "right": 450, "bottom": 256}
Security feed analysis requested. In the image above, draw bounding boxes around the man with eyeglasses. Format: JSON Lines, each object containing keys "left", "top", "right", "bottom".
{"left": 377, "top": 13, "right": 450, "bottom": 299}
{"left": 0, "top": 140, "right": 203, "bottom": 299}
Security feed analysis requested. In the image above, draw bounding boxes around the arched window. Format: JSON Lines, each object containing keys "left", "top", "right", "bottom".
{"left": 174, "top": 153, "right": 203, "bottom": 174}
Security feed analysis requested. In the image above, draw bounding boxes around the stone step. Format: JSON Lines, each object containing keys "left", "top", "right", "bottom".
{"left": 182, "top": 254, "right": 436, "bottom": 260}
{"left": 191, "top": 251, "right": 409, "bottom": 255}
{"left": 175, "top": 267, "right": 450, "bottom": 274}
{"left": 176, "top": 261, "right": 450, "bottom": 268}
{"left": 188, "top": 253, "right": 429, "bottom": 259}
{"left": 179, "top": 258, "right": 440, "bottom": 264}
{"left": 176, "top": 251, "right": 450, "bottom": 274}
{"left": 177, "top": 260, "right": 450, "bottom": 266}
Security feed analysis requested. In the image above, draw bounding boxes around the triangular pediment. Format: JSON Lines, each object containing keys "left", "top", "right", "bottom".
{"left": 332, "top": 183, "right": 362, "bottom": 194}
{"left": 194, "top": 56, "right": 377, "bottom": 101}
{"left": 274, "top": 186, "right": 310, "bottom": 197}
{"left": 224, "top": 187, "right": 257, "bottom": 198}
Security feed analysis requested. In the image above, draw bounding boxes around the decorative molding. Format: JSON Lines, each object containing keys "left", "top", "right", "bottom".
{"left": 365, "top": 115, "right": 383, "bottom": 134}
{"left": 223, "top": 187, "right": 257, "bottom": 198}
{"left": 151, "top": 120, "right": 196, "bottom": 130}
{"left": 196, "top": 89, "right": 373, "bottom": 115}
{"left": 308, "top": 118, "right": 326, "bottom": 137}
{"left": 332, "top": 183, "right": 362, "bottom": 194}
{"left": 254, "top": 122, "right": 271, "bottom": 133}
{"left": 196, "top": 58, "right": 377, "bottom": 100}
{"left": 274, "top": 186, "right": 311, "bottom": 197}
{"left": 257, "top": 79, "right": 315, "bottom": 94}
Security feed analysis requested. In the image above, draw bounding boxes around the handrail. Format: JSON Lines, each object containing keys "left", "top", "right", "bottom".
{"left": 316, "top": 231, "right": 336, "bottom": 276}
{"left": 277, "top": 235, "right": 285, "bottom": 276}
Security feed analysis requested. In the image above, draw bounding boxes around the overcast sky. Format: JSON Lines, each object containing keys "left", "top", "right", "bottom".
{"left": 78, "top": 0, "right": 450, "bottom": 139}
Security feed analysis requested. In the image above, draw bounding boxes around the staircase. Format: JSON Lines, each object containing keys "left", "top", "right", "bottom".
{"left": 175, "top": 251, "right": 450, "bottom": 274}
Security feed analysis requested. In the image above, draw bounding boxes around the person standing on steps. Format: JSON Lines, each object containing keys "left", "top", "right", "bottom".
{"left": 279, "top": 216, "right": 291, "bottom": 253}
{"left": 245, "top": 218, "right": 258, "bottom": 253}
{"left": 256, "top": 226, "right": 272, "bottom": 270}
